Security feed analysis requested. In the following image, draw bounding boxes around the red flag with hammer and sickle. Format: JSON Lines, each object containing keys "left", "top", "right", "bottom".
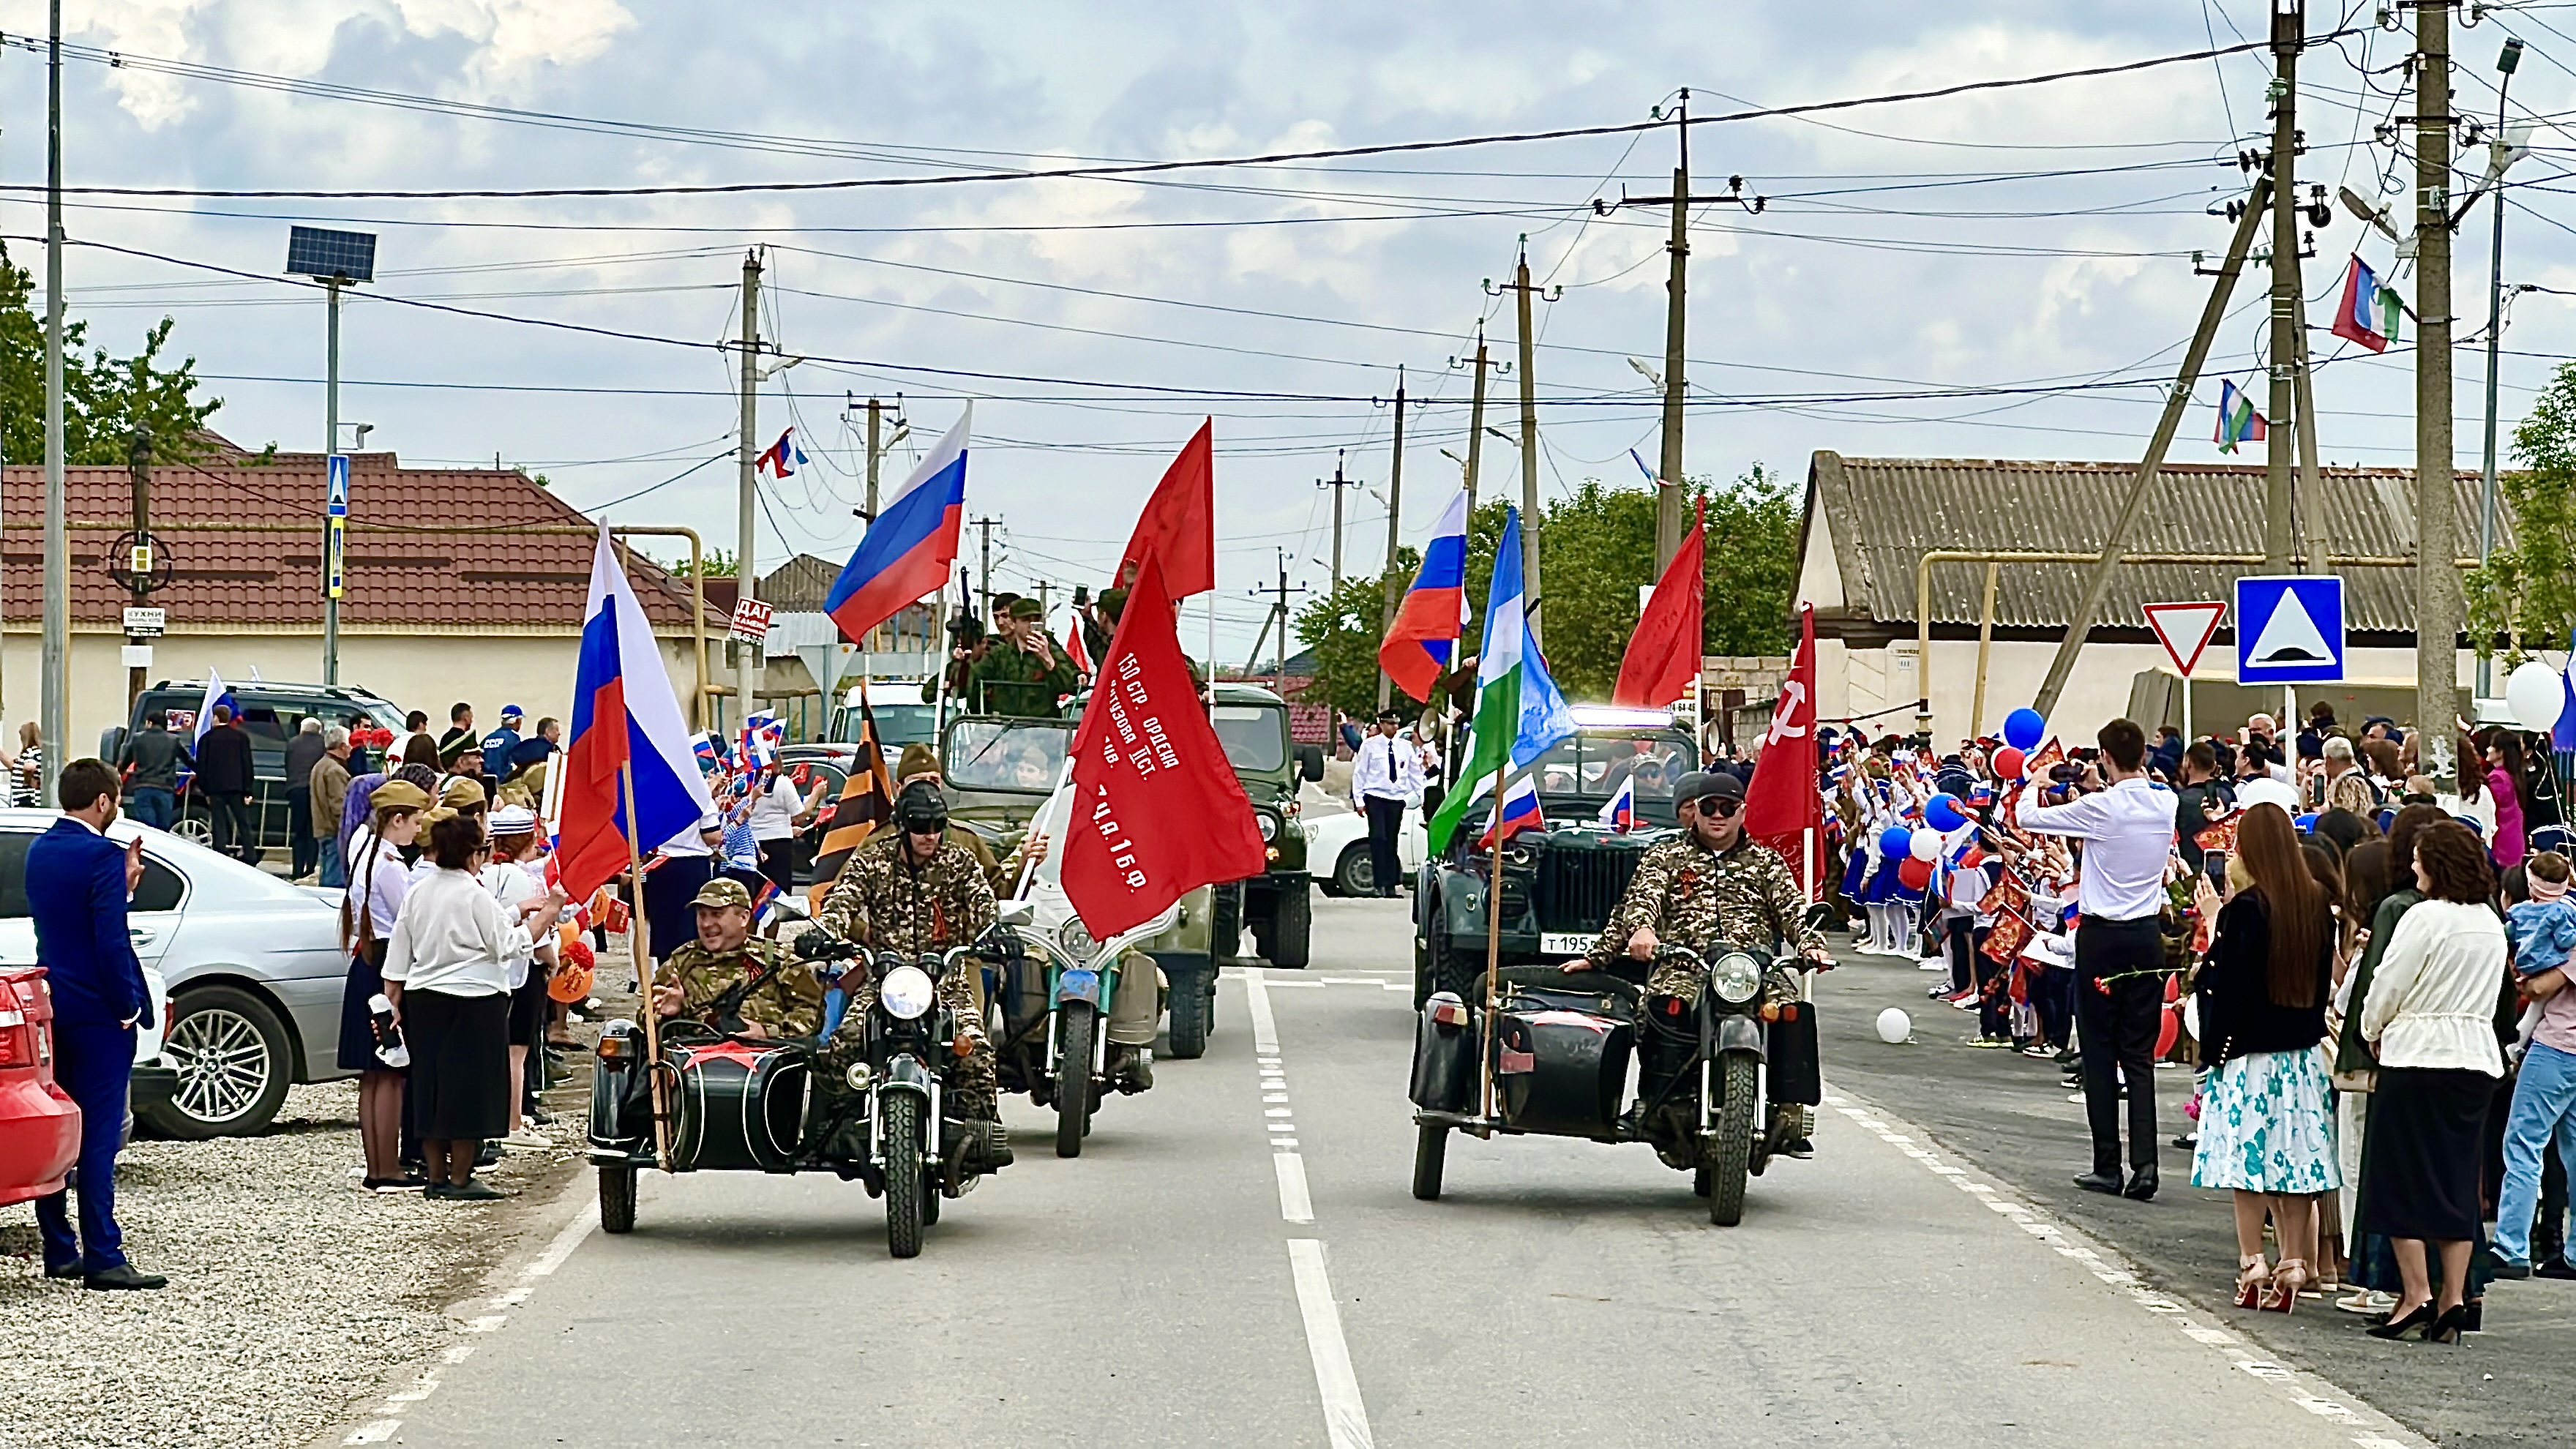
{"left": 1743, "top": 603, "right": 1821, "bottom": 894}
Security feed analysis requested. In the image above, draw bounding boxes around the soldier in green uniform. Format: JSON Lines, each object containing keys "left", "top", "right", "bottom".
{"left": 1573, "top": 770, "right": 1829, "bottom": 1161}
{"left": 963, "top": 596, "right": 1080, "bottom": 716}
{"left": 813, "top": 784, "right": 1003, "bottom": 1124}
{"left": 650, "top": 877, "right": 825, "bottom": 1038}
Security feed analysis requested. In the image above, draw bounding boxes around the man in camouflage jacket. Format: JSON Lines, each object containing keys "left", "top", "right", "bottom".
{"left": 1581, "top": 771, "right": 1827, "bottom": 994}
{"left": 814, "top": 795, "right": 1000, "bottom": 1119}
{"left": 652, "top": 877, "right": 825, "bottom": 1038}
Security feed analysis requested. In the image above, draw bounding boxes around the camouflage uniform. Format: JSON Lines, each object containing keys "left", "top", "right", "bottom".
{"left": 815, "top": 832, "right": 1000, "bottom": 1117}
{"left": 659, "top": 936, "right": 826, "bottom": 1038}
{"left": 1584, "top": 833, "right": 1824, "bottom": 1001}
{"left": 962, "top": 641, "right": 1079, "bottom": 718}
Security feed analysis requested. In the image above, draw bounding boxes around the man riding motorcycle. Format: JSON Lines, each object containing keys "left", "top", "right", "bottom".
{"left": 812, "top": 782, "right": 1003, "bottom": 1124}
{"left": 652, "top": 877, "right": 825, "bottom": 1038}
{"left": 1570, "top": 769, "right": 1830, "bottom": 1162}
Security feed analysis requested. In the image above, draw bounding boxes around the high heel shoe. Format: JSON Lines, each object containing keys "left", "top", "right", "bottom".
{"left": 2234, "top": 1254, "right": 2273, "bottom": 1309}
{"left": 2259, "top": 1259, "right": 2307, "bottom": 1314}
{"left": 2365, "top": 1301, "right": 2438, "bottom": 1340}
{"left": 2425, "top": 1304, "right": 2468, "bottom": 1344}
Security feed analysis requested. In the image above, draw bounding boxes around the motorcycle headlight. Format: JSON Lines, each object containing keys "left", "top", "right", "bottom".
{"left": 1055, "top": 918, "right": 1099, "bottom": 964}
{"left": 879, "top": 965, "right": 936, "bottom": 1021}
{"left": 1256, "top": 812, "right": 1278, "bottom": 842}
{"left": 1709, "top": 951, "right": 1763, "bottom": 1006}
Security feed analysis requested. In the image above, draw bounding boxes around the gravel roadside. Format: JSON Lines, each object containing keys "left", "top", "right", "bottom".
{"left": 0, "top": 1052, "right": 595, "bottom": 1449}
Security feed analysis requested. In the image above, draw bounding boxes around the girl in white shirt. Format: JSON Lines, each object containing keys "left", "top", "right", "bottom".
{"left": 336, "top": 782, "right": 429, "bottom": 1190}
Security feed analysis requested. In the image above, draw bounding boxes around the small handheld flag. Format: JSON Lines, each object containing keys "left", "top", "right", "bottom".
{"left": 1480, "top": 774, "right": 1546, "bottom": 849}
{"left": 1595, "top": 775, "right": 1636, "bottom": 833}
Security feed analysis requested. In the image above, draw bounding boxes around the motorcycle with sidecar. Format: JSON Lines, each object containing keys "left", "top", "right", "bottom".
{"left": 586, "top": 910, "right": 1023, "bottom": 1258}
{"left": 1407, "top": 907, "right": 1830, "bottom": 1226}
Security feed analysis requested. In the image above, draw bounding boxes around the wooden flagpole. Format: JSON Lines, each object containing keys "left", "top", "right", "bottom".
{"left": 623, "top": 760, "right": 672, "bottom": 1169}
{"left": 1478, "top": 755, "right": 1508, "bottom": 1122}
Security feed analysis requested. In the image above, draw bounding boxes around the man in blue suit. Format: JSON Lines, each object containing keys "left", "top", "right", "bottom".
{"left": 32, "top": 757, "right": 165, "bottom": 1290}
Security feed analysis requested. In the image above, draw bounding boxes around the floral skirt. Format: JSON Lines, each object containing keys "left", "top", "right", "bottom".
{"left": 2190, "top": 1044, "right": 2343, "bottom": 1194}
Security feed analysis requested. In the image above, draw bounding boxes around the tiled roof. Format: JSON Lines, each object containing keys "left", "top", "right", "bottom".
{"left": 1804, "top": 452, "right": 2515, "bottom": 634}
{"left": 0, "top": 452, "right": 716, "bottom": 631}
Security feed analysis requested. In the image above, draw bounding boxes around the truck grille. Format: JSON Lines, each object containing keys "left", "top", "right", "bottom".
{"left": 1532, "top": 845, "right": 1641, "bottom": 935}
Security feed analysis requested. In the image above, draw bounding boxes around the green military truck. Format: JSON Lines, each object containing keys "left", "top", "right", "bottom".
{"left": 1205, "top": 683, "right": 1325, "bottom": 971}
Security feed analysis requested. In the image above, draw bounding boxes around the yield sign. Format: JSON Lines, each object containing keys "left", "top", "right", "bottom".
{"left": 2142, "top": 600, "right": 2226, "bottom": 678}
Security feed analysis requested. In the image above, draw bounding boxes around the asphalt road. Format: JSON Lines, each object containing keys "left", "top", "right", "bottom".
{"left": 319, "top": 898, "right": 2438, "bottom": 1448}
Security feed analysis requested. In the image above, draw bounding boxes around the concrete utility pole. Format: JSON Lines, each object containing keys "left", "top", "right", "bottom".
{"left": 734, "top": 250, "right": 762, "bottom": 728}
{"left": 2031, "top": 178, "right": 2274, "bottom": 722}
{"left": 970, "top": 515, "right": 1003, "bottom": 624}
{"left": 1489, "top": 242, "right": 1556, "bottom": 645}
{"left": 126, "top": 430, "right": 151, "bottom": 710}
{"left": 1318, "top": 449, "right": 1358, "bottom": 587}
{"left": 41, "top": 0, "right": 67, "bottom": 801}
{"left": 865, "top": 396, "right": 883, "bottom": 520}
{"left": 2415, "top": 0, "right": 2461, "bottom": 777}
{"left": 1458, "top": 326, "right": 1498, "bottom": 522}
{"left": 2264, "top": 1, "right": 2305, "bottom": 572}
{"left": 322, "top": 275, "right": 343, "bottom": 684}
{"left": 1377, "top": 368, "right": 1408, "bottom": 711}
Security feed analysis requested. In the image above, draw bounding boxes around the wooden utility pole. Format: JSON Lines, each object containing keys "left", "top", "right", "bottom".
{"left": 1319, "top": 449, "right": 1357, "bottom": 587}
{"left": 2030, "top": 179, "right": 2273, "bottom": 722}
{"left": 1458, "top": 327, "right": 1499, "bottom": 521}
{"left": 2265, "top": 1, "right": 2305, "bottom": 571}
{"left": 1377, "top": 369, "right": 1408, "bottom": 711}
{"left": 970, "top": 515, "right": 1003, "bottom": 625}
{"left": 734, "top": 250, "right": 762, "bottom": 727}
{"left": 2414, "top": 0, "right": 2462, "bottom": 778}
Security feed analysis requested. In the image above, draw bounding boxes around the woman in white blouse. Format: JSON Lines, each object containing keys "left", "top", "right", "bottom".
{"left": 335, "top": 780, "right": 430, "bottom": 1191}
{"left": 2357, "top": 820, "right": 2510, "bottom": 1344}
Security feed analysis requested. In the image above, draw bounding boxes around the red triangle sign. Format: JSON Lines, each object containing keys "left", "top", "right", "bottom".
{"left": 2143, "top": 600, "right": 2227, "bottom": 678}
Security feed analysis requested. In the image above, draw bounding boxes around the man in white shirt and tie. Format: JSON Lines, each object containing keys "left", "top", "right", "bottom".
{"left": 2018, "top": 718, "right": 2178, "bottom": 1202}
{"left": 1349, "top": 708, "right": 1423, "bottom": 898}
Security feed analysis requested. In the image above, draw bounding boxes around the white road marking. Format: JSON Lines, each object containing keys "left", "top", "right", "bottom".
{"left": 1274, "top": 1152, "right": 1314, "bottom": 1222}
{"left": 343, "top": 1421, "right": 400, "bottom": 1445}
{"left": 1246, "top": 967, "right": 1280, "bottom": 1054}
{"left": 525, "top": 1208, "right": 598, "bottom": 1278}
{"left": 1287, "top": 1239, "right": 1375, "bottom": 1449}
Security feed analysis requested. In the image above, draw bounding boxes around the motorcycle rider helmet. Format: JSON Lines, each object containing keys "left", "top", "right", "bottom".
{"left": 894, "top": 779, "right": 949, "bottom": 837}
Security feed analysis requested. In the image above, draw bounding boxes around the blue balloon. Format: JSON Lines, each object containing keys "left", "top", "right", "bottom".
{"left": 1925, "top": 793, "right": 1966, "bottom": 832}
{"left": 1879, "top": 824, "right": 1914, "bottom": 858}
{"left": 2002, "top": 708, "right": 2046, "bottom": 753}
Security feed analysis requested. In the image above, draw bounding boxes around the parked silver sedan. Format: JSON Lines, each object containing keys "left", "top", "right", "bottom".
{"left": 0, "top": 809, "right": 350, "bottom": 1138}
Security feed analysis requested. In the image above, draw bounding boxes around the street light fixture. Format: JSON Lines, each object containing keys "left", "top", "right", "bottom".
{"left": 2474, "top": 37, "right": 2530, "bottom": 697}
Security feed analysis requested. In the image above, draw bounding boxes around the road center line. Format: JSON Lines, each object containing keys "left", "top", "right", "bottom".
{"left": 1287, "top": 1239, "right": 1375, "bottom": 1449}
{"left": 1246, "top": 967, "right": 1279, "bottom": 1054}
{"left": 1274, "top": 1152, "right": 1314, "bottom": 1223}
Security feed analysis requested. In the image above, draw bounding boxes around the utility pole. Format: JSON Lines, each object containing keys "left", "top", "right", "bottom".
{"left": 323, "top": 277, "right": 343, "bottom": 685}
{"left": 125, "top": 430, "right": 151, "bottom": 710}
{"left": 41, "top": 0, "right": 66, "bottom": 801}
{"left": 1377, "top": 368, "right": 1408, "bottom": 711}
{"left": 1243, "top": 548, "right": 1309, "bottom": 686}
{"left": 734, "top": 249, "right": 762, "bottom": 730}
{"left": 865, "top": 395, "right": 883, "bottom": 520}
{"left": 2264, "top": 1, "right": 2306, "bottom": 572}
{"left": 1456, "top": 326, "right": 1501, "bottom": 522}
{"left": 2415, "top": 0, "right": 2460, "bottom": 779}
{"left": 1318, "top": 449, "right": 1358, "bottom": 587}
{"left": 1488, "top": 241, "right": 1557, "bottom": 645}
{"left": 2476, "top": 36, "right": 2526, "bottom": 699}
{"left": 2032, "top": 177, "right": 2273, "bottom": 722}
{"left": 970, "top": 515, "right": 1003, "bottom": 624}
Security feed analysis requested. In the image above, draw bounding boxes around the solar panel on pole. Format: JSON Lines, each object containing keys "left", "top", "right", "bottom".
{"left": 287, "top": 225, "right": 376, "bottom": 684}
{"left": 285, "top": 225, "right": 376, "bottom": 282}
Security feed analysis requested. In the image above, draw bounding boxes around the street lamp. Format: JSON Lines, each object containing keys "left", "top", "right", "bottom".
{"left": 2475, "top": 38, "right": 2531, "bottom": 698}
{"left": 285, "top": 225, "right": 377, "bottom": 686}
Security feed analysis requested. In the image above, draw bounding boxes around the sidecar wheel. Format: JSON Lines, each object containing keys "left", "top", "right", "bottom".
{"left": 599, "top": 1165, "right": 637, "bottom": 1235}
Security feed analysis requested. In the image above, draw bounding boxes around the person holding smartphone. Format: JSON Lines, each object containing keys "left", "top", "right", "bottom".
{"left": 2175, "top": 741, "right": 2235, "bottom": 875}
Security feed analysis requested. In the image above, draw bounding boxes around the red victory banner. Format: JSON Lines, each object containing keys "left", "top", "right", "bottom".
{"left": 1059, "top": 553, "right": 1266, "bottom": 937}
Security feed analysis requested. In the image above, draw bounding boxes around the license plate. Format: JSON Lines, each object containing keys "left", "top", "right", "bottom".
{"left": 1538, "top": 932, "right": 1593, "bottom": 956}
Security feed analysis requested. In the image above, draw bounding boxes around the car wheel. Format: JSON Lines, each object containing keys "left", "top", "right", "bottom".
{"left": 1333, "top": 844, "right": 1374, "bottom": 898}
{"left": 171, "top": 813, "right": 216, "bottom": 848}
{"left": 141, "top": 984, "right": 293, "bottom": 1139}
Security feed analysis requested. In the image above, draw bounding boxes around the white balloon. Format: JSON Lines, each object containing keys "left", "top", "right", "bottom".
{"left": 1909, "top": 828, "right": 1943, "bottom": 861}
{"left": 2506, "top": 659, "right": 2566, "bottom": 735}
{"left": 1875, "top": 1006, "right": 1913, "bottom": 1044}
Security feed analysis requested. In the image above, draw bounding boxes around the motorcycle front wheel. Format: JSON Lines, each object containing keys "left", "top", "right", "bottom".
{"left": 1056, "top": 1002, "right": 1098, "bottom": 1158}
{"left": 1706, "top": 1052, "right": 1759, "bottom": 1227}
{"left": 883, "top": 1092, "right": 926, "bottom": 1258}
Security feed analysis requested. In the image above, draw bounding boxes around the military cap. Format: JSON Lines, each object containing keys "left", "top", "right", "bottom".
{"left": 895, "top": 742, "right": 940, "bottom": 782}
{"left": 1006, "top": 596, "right": 1045, "bottom": 621}
{"left": 691, "top": 877, "right": 754, "bottom": 911}
{"left": 369, "top": 780, "right": 432, "bottom": 812}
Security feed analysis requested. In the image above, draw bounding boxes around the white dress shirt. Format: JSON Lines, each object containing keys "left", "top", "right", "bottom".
{"left": 2017, "top": 776, "right": 2176, "bottom": 923}
{"left": 2361, "top": 899, "right": 2508, "bottom": 1076}
{"left": 381, "top": 866, "right": 522, "bottom": 997}
{"left": 1351, "top": 732, "right": 1423, "bottom": 806}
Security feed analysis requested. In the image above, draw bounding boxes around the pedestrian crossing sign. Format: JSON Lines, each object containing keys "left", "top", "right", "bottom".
{"left": 2234, "top": 574, "right": 2344, "bottom": 684}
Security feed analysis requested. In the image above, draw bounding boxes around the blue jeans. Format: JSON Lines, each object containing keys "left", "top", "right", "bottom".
{"left": 2496, "top": 1040, "right": 2576, "bottom": 1265}
{"left": 35, "top": 1021, "right": 136, "bottom": 1274}
{"left": 318, "top": 841, "right": 345, "bottom": 889}
{"left": 125, "top": 786, "right": 175, "bottom": 832}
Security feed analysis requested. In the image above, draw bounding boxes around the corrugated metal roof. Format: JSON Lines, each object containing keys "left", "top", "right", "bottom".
{"left": 1806, "top": 452, "right": 2514, "bottom": 632}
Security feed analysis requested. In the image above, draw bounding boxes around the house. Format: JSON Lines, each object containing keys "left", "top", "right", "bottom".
{"left": 1794, "top": 452, "right": 2508, "bottom": 743}
{"left": 0, "top": 448, "right": 724, "bottom": 751}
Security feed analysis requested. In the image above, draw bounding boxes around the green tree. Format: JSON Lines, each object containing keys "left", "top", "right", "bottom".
{"left": 660, "top": 547, "right": 738, "bottom": 577}
{"left": 1291, "top": 464, "right": 1801, "bottom": 713}
{"left": 2468, "top": 362, "right": 2576, "bottom": 661}
{"left": 0, "top": 242, "right": 225, "bottom": 463}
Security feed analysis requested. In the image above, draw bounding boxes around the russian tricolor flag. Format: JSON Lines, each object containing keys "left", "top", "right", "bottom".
{"left": 555, "top": 523, "right": 718, "bottom": 902}
{"left": 1595, "top": 774, "right": 1636, "bottom": 833}
{"left": 825, "top": 406, "right": 971, "bottom": 647}
{"left": 1480, "top": 774, "right": 1545, "bottom": 849}
{"left": 1377, "top": 485, "right": 1469, "bottom": 703}
{"left": 755, "top": 427, "right": 807, "bottom": 479}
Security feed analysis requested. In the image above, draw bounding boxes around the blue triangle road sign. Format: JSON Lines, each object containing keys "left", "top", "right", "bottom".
{"left": 2234, "top": 574, "right": 2345, "bottom": 684}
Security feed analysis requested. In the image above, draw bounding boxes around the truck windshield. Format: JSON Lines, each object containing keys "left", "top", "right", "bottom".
{"left": 1212, "top": 705, "right": 1287, "bottom": 774}
{"left": 834, "top": 701, "right": 937, "bottom": 749}
{"left": 943, "top": 720, "right": 1070, "bottom": 793}
{"left": 1519, "top": 730, "right": 1695, "bottom": 825}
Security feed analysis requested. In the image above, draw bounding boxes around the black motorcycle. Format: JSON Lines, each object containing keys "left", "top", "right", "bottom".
{"left": 1407, "top": 907, "right": 1827, "bottom": 1227}
{"left": 585, "top": 924, "right": 1013, "bottom": 1259}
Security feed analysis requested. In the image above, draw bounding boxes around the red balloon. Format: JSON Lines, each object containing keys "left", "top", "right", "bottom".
{"left": 1897, "top": 855, "right": 1934, "bottom": 891}
{"left": 1994, "top": 746, "right": 2026, "bottom": 779}
{"left": 2155, "top": 1005, "right": 2181, "bottom": 1059}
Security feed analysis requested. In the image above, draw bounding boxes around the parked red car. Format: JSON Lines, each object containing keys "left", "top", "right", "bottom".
{"left": 0, "top": 966, "right": 81, "bottom": 1206}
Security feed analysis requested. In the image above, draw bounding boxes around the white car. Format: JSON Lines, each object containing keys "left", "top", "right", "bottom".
{"left": 1304, "top": 806, "right": 1426, "bottom": 897}
{"left": 0, "top": 810, "right": 350, "bottom": 1139}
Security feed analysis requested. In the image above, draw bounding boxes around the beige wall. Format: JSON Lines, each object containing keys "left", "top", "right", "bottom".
{"left": 0, "top": 629, "right": 713, "bottom": 757}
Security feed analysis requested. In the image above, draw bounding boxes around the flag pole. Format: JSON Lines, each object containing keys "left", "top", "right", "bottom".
{"left": 1478, "top": 753, "right": 1508, "bottom": 1122}
{"left": 623, "top": 760, "right": 673, "bottom": 1170}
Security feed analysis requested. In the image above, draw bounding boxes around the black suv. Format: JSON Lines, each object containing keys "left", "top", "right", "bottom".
{"left": 1412, "top": 711, "right": 1699, "bottom": 1006}
{"left": 105, "top": 681, "right": 408, "bottom": 857}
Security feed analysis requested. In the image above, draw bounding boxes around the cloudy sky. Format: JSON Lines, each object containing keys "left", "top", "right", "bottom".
{"left": 6, "top": 1, "right": 2571, "bottom": 660}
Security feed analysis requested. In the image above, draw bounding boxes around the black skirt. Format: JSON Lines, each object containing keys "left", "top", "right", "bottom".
{"left": 402, "top": 989, "right": 512, "bottom": 1142}
{"left": 337, "top": 943, "right": 400, "bottom": 1074}
{"left": 2359, "top": 1066, "right": 2496, "bottom": 1240}
{"left": 506, "top": 969, "right": 549, "bottom": 1047}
